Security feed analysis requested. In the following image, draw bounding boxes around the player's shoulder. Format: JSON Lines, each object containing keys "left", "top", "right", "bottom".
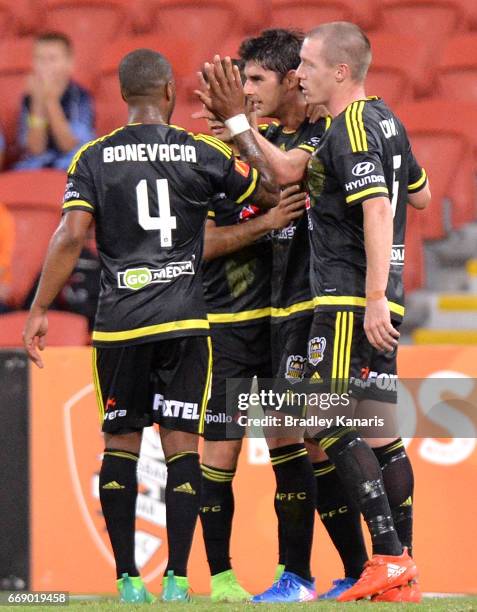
{"left": 67, "top": 125, "right": 127, "bottom": 173}
{"left": 331, "top": 97, "right": 392, "bottom": 153}
{"left": 187, "top": 131, "right": 234, "bottom": 160}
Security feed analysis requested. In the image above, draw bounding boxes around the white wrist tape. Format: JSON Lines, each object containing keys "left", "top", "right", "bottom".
{"left": 224, "top": 114, "right": 250, "bottom": 137}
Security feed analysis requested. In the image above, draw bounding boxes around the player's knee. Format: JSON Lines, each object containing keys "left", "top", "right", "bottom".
{"left": 160, "top": 427, "right": 198, "bottom": 459}
{"left": 202, "top": 439, "right": 242, "bottom": 470}
{"left": 103, "top": 431, "right": 142, "bottom": 454}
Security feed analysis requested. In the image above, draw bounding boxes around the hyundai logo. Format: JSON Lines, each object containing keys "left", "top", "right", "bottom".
{"left": 352, "top": 161, "right": 375, "bottom": 176}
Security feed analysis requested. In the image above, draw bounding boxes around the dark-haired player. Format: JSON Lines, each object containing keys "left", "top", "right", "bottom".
{"left": 197, "top": 60, "right": 307, "bottom": 603}
{"left": 295, "top": 22, "right": 430, "bottom": 602}
{"left": 23, "top": 48, "right": 279, "bottom": 604}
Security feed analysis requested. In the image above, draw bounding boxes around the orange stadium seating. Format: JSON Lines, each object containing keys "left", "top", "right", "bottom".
{"left": 94, "top": 34, "right": 203, "bottom": 135}
{"left": 0, "top": 170, "right": 65, "bottom": 307}
{"left": 0, "top": 310, "right": 90, "bottom": 347}
{"left": 44, "top": 0, "right": 134, "bottom": 88}
{"left": 404, "top": 206, "right": 425, "bottom": 292}
{"left": 397, "top": 101, "right": 477, "bottom": 239}
{"left": 366, "top": 34, "right": 428, "bottom": 105}
{"left": 0, "top": 0, "right": 16, "bottom": 38}
{"left": 0, "top": 37, "right": 34, "bottom": 158}
{"left": 269, "top": 0, "right": 380, "bottom": 32}
{"left": 141, "top": 0, "right": 242, "bottom": 64}
{"left": 437, "top": 34, "right": 477, "bottom": 103}
{"left": 380, "top": 0, "right": 467, "bottom": 93}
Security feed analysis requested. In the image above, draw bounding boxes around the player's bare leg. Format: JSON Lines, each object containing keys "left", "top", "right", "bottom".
{"left": 200, "top": 439, "right": 250, "bottom": 602}
{"left": 99, "top": 430, "right": 155, "bottom": 604}
{"left": 159, "top": 428, "right": 200, "bottom": 602}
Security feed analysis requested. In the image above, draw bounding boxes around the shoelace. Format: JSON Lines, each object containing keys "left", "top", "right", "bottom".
{"left": 275, "top": 577, "right": 292, "bottom": 595}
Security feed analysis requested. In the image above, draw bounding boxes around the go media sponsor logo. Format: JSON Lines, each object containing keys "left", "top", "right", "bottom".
{"left": 118, "top": 261, "right": 194, "bottom": 290}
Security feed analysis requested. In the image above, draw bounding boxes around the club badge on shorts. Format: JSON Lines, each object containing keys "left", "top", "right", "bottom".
{"left": 285, "top": 354, "right": 307, "bottom": 384}
{"left": 308, "top": 337, "right": 327, "bottom": 366}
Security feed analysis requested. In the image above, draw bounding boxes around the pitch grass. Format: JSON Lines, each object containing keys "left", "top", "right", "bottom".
{"left": 5, "top": 596, "right": 477, "bottom": 611}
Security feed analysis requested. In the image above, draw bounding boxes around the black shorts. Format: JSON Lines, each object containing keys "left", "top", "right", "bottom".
{"left": 271, "top": 314, "right": 313, "bottom": 382}
{"left": 304, "top": 309, "right": 399, "bottom": 404}
{"left": 93, "top": 336, "right": 212, "bottom": 435}
{"left": 203, "top": 322, "right": 272, "bottom": 441}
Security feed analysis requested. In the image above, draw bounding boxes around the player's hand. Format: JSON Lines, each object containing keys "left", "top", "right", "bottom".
{"left": 364, "top": 297, "right": 400, "bottom": 352}
{"left": 306, "top": 104, "right": 330, "bottom": 123}
{"left": 266, "top": 185, "right": 307, "bottom": 231}
{"left": 195, "top": 55, "right": 246, "bottom": 121}
{"left": 23, "top": 309, "right": 48, "bottom": 369}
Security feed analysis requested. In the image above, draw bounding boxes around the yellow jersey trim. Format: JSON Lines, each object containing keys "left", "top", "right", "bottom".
{"left": 408, "top": 168, "right": 427, "bottom": 192}
{"left": 207, "top": 210, "right": 216, "bottom": 218}
{"left": 313, "top": 295, "right": 405, "bottom": 317}
{"left": 207, "top": 306, "right": 271, "bottom": 324}
{"left": 193, "top": 134, "right": 232, "bottom": 159}
{"left": 345, "top": 101, "right": 368, "bottom": 153}
{"left": 236, "top": 167, "right": 258, "bottom": 204}
{"left": 92, "top": 348, "right": 105, "bottom": 425}
{"left": 298, "top": 143, "right": 316, "bottom": 153}
{"left": 271, "top": 299, "right": 315, "bottom": 319}
{"left": 62, "top": 199, "right": 94, "bottom": 211}
{"left": 92, "top": 319, "right": 210, "bottom": 343}
{"left": 346, "top": 186, "right": 389, "bottom": 204}
{"left": 68, "top": 126, "right": 125, "bottom": 174}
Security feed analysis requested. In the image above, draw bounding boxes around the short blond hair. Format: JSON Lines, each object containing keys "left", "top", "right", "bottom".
{"left": 307, "top": 22, "right": 372, "bottom": 82}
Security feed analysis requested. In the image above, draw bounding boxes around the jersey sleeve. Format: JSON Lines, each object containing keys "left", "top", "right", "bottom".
{"left": 296, "top": 117, "right": 330, "bottom": 154}
{"left": 62, "top": 146, "right": 97, "bottom": 215}
{"left": 407, "top": 146, "right": 428, "bottom": 194}
{"left": 198, "top": 135, "right": 260, "bottom": 205}
{"left": 334, "top": 148, "right": 389, "bottom": 206}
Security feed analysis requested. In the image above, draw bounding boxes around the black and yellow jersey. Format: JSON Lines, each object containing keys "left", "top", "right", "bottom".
{"left": 202, "top": 191, "right": 272, "bottom": 326}
{"left": 62, "top": 123, "right": 260, "bottom": 347}
{"left": 259, "top": 117, "right": 329, "bottom": 322}
{"left": 306, "top": 97, "right": 427, "bottom": 320}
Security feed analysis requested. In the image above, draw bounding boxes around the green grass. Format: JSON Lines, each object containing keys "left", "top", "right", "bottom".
{"left": 4, "top": 596, "right": 477, "bottom": 611}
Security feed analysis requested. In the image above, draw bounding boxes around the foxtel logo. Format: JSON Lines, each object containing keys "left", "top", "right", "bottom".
{"left": 118, "top": 262, "right": 194, "bottom": 290}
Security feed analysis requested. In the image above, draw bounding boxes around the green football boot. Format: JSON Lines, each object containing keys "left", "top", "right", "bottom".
{"left": 274, "top": 563, "right": 285, "bottom": 583}
{"left": 162, "top": 570, "right": 191, "bottom": 602}
{"left": 211, "top": 569, "right": 251, "bottom": 602}
{"left": 117, "top": 573, "right": 155, "bottom": 604}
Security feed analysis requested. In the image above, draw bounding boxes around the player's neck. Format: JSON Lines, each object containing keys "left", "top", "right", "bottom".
{"left": 127, "top": 105, "right": 168, "bottom": 125}
{"left": 328, "top": 85, "right": 367, "bottom": 118}
{"left": 275, "top": 93, "right": 307, "bottom": 131}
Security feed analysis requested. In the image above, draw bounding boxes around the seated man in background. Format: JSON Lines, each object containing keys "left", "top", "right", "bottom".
{"left": 0, "top": 202, "right": 15, "bottom": 313}
{"left": 15, "top": 32, "right": 94, "bottom": 171}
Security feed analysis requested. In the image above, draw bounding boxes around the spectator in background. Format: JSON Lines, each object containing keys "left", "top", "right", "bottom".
{"left": 0, "top": 202, "right": 15, "bottom": 313}
{"left": 15, "top": 32, "right": 95, "bottom": 171}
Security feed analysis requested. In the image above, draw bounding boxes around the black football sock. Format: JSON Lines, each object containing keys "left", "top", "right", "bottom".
{"left": 320, "top": 428, "right": 402, "bottom": 557}
{"left": 373, "top": 439, "right": 414, "bottom": 556}
{"left": 274, "top": 492, "right": 287, "bottom": 567}
{"left": 199, "top": 464, "right": 235, "bottom": 576}
{"left": 165, "top": 452, "right": 202, "bottom": 577}
{"left": 313, "top": 460, "right": 368, "bottom": 579}
{"left": 99, "top": 449, "right": 139, "bottom": 579}
{"left": 270, "top": 444, "right": 316, "bottom": 582}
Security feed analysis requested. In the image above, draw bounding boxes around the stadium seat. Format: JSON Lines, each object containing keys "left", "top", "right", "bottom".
{"left": 235, "top": 0, "right": 272, "bottom": 33}
{"left": 0, "top": 1, "right": 15, "bottom": 38}
{"left": 404, "top": 206, "right": 425, "bottom": 292}
{"left": 0, "top": 311, "right": 90, "bottom": 347}
{"left": 4, "top": 0, "right": 43, "bottom": 35}
{"left": 453, "top": 0, "right": 477, "bottom": 28}
{"left": 94, "top": 34, "right": 202, "bottom": 136}
{"left": 270, "top": 0, "right": 379, "bottom": 32}
{"left": 437, "top": 34, "right": 477, "bottom": 103}
{"left": 380, "top": 0, "right": 466, "bottom": 93}
{"left": 0, "top": 170, "right": 65, "bottom": 306}
{"left": 397, "top": 101, "right": 477, "bottom": 239}
{"left": 141, "top": 0, "right": 242, "bottom": 63}
{"left": 0, "top": 37, "right": 33, "bottom": 157}
{"left": 44, "top": 0, "right": 134, "bottom": 88}
{"left": 366, "top": 34, "right": 428, "bottom": 105}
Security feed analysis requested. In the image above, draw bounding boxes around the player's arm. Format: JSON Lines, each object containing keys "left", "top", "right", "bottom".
{"left": 23, "top": 210, "right": 93, "bottom": 368}
{"left": 362, "top": 197, "right": 400, "bottom": 352}
{"left": 407, "top": 147, "right": 431, "bottom": 210}
{"left": 196, "top": 56, "right": 279, "bottom": 209}
{"left": 204, "top": 185, "right": 306, "bottom": 260}
{"left": 251, "top": 130, "right": 312, "bottom": 185}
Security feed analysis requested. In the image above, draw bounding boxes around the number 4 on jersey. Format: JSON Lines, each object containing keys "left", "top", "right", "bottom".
{"left": 136, "top": 179, "right": 177, "bottom": 247}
